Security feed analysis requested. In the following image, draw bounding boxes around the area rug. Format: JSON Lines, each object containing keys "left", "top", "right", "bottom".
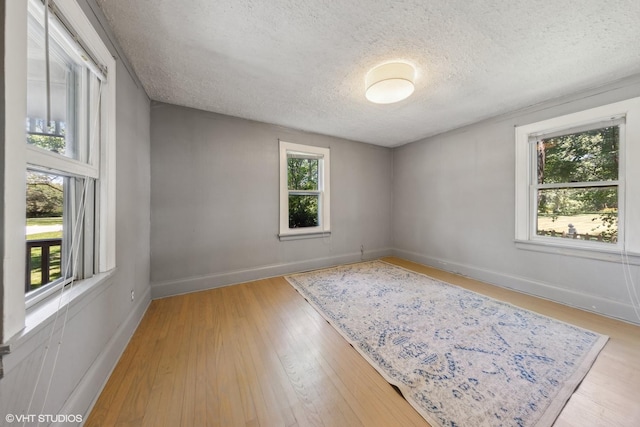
{"left": 285, "top": 261, "right": 608, "bottom": 427}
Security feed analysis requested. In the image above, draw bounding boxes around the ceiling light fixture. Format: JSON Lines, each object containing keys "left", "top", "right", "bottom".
{"left": 365, "top": 62, "right": 416, "bottom": 104}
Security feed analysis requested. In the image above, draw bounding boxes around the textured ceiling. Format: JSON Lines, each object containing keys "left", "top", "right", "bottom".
{"left": 95, "top": 0, "right": 640, "bottom": 147}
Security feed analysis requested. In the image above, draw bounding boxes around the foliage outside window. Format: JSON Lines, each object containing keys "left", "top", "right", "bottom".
{"left": 535, "top": 125, "right": 620, "bottom": 243}
{"left": 288, "top": 157, "right": 320, "bottom": 228}
{"left": 279, "top": 141, "right": 330, "bottom": 239}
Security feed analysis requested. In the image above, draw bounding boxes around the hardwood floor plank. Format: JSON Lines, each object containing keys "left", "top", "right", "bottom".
{"left": 89, "top": 299, "right": 171, "bottom": 426}
{"left": 240, "top": 282, "right": 327, "bottom": 426}
{"left": 179, "top": 294, "right": 199, "bottom": 427}
{"left": 204, "top": 326, "right": 222, "bottom": 427}
{"left": 87, "top": 258, "right": 640, "bottom": 427}
{"left": 211, "top": 288, "right": 245, "bottom": 426}
{"left": 226, "top": 310, "right": 274, "bottom": 425}
{"left": 139, "top": 312, "right": 186, "bottom": 426}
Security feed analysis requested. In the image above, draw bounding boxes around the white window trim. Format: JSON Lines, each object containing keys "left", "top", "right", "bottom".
{"left": 26, "top": 145, "right": 100, "bottom": 179}
{"left": 279, "top": 140, "right": 331, "bottom": 240}
{"left": 2, "top": 0, "right": 116, "bottom": 342}
{"left": 515, "top": 97, "right": 640, "bottom": 259}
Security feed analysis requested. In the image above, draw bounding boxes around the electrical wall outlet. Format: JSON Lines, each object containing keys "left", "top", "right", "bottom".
{"left": 131, "top": 290, "right": 135, "bottom": 301}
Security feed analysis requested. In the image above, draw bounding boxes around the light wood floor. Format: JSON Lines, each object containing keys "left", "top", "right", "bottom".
{"left": 86, "top": 257, "right": 640, "bottom": 426}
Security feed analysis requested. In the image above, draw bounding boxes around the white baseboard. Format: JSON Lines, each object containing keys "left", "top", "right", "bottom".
{"left": 150, "top": 248, "right": 393, "bottom": 299}
{"left": 55, "top": 286, "right": 151, "bottom": 425}
{"left": 391, "top": 248, "right": 640, "bottom": 325}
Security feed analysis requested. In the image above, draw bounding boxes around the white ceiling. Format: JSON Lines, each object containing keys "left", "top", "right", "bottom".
{"left": 95, "top": 0, "right": 640, "bottom": 147}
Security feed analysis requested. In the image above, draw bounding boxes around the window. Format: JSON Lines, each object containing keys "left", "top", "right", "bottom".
{"left": 279, "top": 141, "right": 330, "bottom": 240}
{"left": 23, "top": 0, "right": 116, "bottom": 307}
{"left": 534, "top": 123, "right": 621, "bottom": 243}
{"left": 515, "top": 97, "right": 640, "bottom": 257}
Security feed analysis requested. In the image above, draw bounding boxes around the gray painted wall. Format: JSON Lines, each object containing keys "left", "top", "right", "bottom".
{"left": 0, "top": 0, "right": 151, "bottom": 421}
{"left": 150, "top": 103, "right": 393, "bottom": 297}
{"left": 392, "top": 74, "right": 640, "bottom": 324}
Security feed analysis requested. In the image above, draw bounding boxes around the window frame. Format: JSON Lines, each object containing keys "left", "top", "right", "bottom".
{"left": 515, "top": 97, "right": 640, "bottom": 258}
{"left": 279, "top": 140, "right": 331, "bottom": 240}
{"left": 3, "top": 0, "right": 116, "bottom": 334}
{"left": 24, "top": 0, "right": 102, "bottom": 306}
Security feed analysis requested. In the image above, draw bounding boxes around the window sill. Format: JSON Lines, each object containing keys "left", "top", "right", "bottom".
{"left": 2, "top": 269, "right": 116, "bottom": 362}
{"left": 515, "top": 239, "right": 640, "bottom": 265}
{"left": 279, "top": 231, "right": 332, "bottom": 241}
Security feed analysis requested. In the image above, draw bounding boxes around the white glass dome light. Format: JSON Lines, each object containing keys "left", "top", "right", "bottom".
{"left": 365, "top": 62, "right": 416, "bottom": 104}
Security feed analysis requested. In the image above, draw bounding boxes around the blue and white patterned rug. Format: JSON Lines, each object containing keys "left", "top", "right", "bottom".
{"left": 285, "top": 261, "right": 608, "bottom": 427}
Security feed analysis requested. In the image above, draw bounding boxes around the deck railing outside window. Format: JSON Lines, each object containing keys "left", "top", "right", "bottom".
{"left": 25, "top": 238, "right": 63, "bottom": 293}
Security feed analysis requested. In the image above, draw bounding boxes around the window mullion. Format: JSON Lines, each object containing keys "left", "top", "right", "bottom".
{"left": 289, "top": 190, "right": 321, "bottom": 196}
{"left": 83, "top": 179, "right": 96, "bottom": 279}
{"left": 26, "top": 144, "right": 99, "bottom": 179}
{"left": 537, "top": 180, "right": 620, "bottom": 190}
{"left": 77, "top": 67, "right": 88, "bottom": 164}
{"left": 64, "top": 176, "right": 76, "bottom": 281}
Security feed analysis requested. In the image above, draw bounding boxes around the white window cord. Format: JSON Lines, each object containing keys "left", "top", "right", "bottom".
{"left": 621, "top": 249, "right": 640, "bottom": 322}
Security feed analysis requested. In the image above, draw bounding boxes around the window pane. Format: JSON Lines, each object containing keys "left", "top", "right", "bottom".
{"left": 26, "top": 9, "right": 80, "bottom": 159}
{"left": 537, "top": 126, "right": 619, "bottom": 184}
{"left": 288, "top": 158, "right": 318, "bottom": 190}
{"left": 26, "top": 171, "right": 66, "bottom": 293}
{"left": 289, "top": 195, "right": 319, "bottom": 228}
{"left": 537, "top": 186, "right": 618, "bottom": 243}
